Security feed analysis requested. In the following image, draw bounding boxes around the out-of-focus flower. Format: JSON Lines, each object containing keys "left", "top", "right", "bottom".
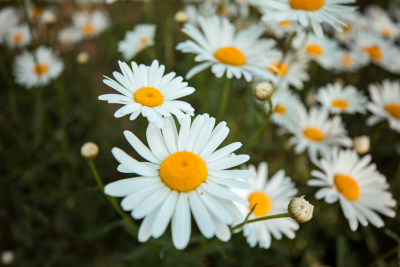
{"left": 353, "top": 136, "right": 370, "bottom": 154}
{"left": 58, "top": 27, "right": 82, "bottom": 47}
{"left": 176, "top": 16, "right": 280, "bottom": 82}
{"left": 333, "top": 49, "right": 369, "bottom": 72}
{"left": 287, "top": 107, "right": 352, "bottom": 160}
{"left": 174, "top": 11, "right": 188, "bottom": 23}
{"left": 41, "top": 10, "right": 57, "bottom": 24}
{"left": 1, "top": 251, "right": 14, "bottom": 265}
{"left": 118, "top": 24, "right": 156, "bottom": 60}
{"left": 299, "top": 34, "right": 339, "bottom": 70}
{"left": 81, "top": 142, "right": 99, "bottom": 159}
{"left": 77, "top": 52, "right": 90, "bottom": 64}
{"left": 99, "top": 60, "right": 195, "bottom": 128}
{"left": 235, "top": 162, "right": 299, "bottom": 249}
{"left": 254, "top": 81, "right": 273, "bottom": 101}
{"left": 309, "top": 148, "right": 396, "bottom": 231}
{"left": 316, "top": 83, "right": 368, "bottom": 114}
{"left": 0, "top": 7, "right": 19, "bottom": 44}
{"left": 256, "top": 0, "right": 356, "bottom": 38}
{"left": 367, "top": 80, "right": 400, "bottom": 133}
{"left": 72, "top": 10, "right": 110, "bottom": 39}
{"left": 104, "top": 114, "right": 255, "bottom": 250}
{"left": 13, "top": 46, "right": 64, "bottom": 89}
{"left": 288, "top": 196, "right": 313, "bottom": 223}
{"left": 6, "top": 25, "right": 31, "bottom": 49}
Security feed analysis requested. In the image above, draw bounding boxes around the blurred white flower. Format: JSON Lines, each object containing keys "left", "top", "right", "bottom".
{"left": 118, "top": 24, "right": 156, "bottom": 60}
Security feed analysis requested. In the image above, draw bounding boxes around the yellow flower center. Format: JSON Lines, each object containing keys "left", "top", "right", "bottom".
{"left": 31, "top": 8, "right": 43, "bottom": 19}
{"left": 275, "top": 104, "right": 287, "bottom": 115}
{"left": 342, "top": 25, "right": 351, "bottom": 34}
{"left": 381, "top": 27, "right": 394, "bottom": 38}
{"left": 341, "top": 55, "right": 353, "bottom": 67}
{"left": 384, "top": 103, "right": 400, "bottom": 119}
{"left": 331, "top": 99, "right": 348, "bottom": 110}
{"left": 289, "top": 0, "right": 325, "bottom": 11}
{"left": 140, "top": 37, "right": 148, "bottom": 44}
{"left": 334, "top": 174, "right": 360, "bottom": 201}
{"left": 305, "top": 43, "right": 323, "bottom": 57}
{"left": 363, "top": 46, "right": 382, "bottom": 61}
{"left": 159, "top": 151, "right": 208, "bottom": 192}
{"left": 13, "top": 33, "right": 23, "bottom": 43}
{"left": 33, "top": 64, "right": 48, "bottom": 76}
{"left": 82, "top": 24, "right": 95, "bottom": 35}
{"left": 134, "top": 86, "right": 163, "bottom": 107}
{"left": 248, "top": 192, "right": 272, "bottom": 217}
{"left": 214, "top": 46, "right": 246, "bottom": 66}
{"left": 268, "top": 61, "right": 288, "bottom": 77}
{"left": 303, "top": 127, "right": 324, "bottom": 142}
{"left": 279, "top": 20, "right": 291, "bottom": 27}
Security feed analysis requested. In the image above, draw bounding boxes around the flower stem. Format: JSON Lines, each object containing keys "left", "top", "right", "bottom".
{"left": 231, "top": 212, "right": 290, "bottom": 233}
{"left": 87, "top": 159, "right": 139, "bottom": 233}
{"left": 217, "top": 78, "right": 230, "bottom": 121}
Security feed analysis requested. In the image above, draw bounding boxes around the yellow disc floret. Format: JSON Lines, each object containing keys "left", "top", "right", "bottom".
{"left": 134, "top": 87, "right": 164, "bottom": 107}
{"left": 341, "top": 55, "right": 353, "bottom": 67}
{"left": 82, "top": 23, "right": 95, "bottom": 35}
{"left": 331, "top": 99, "right": 348, "bottom": 110}
{"left": 248, "top": 192, "right": 272, "bottom": 217}
{"left": 363, "top": 46, "right": 382, "bottom": 61}
{"left": 384, "top": 103, "right": 400, "bottom": 119}
{"left": 159, "top": 151, "right": 208, "bottom": 192}
{"left": 268, "top": 61, "right": 288, "bottom": 77}
{"left": 275, "top": 104, "right": 287, "bottom": 115}
{"left": 214, "top": 46, "right": 246, "bottom": 66}
{"left": 305, "top": 43, "right": 323, "bottom": 57}
{"left": 33, "top": 63, "right": 48, "bottom": 76}
{"left": 303, "top": 127, "right": 324, "bottom": 142}
{"left": 290, "top": 0, "right": 325, "bottom": 11}
{"left": 334, "top": 174, "right": 360, "bottom": 201}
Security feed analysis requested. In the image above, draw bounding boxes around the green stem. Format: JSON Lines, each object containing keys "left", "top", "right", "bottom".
{"left": 88, "top": 159, "right": 139, "bottom": 233}
{"left": 231, "top": 212, "right": 290, "bottom": 233}
{"left": 164, "top": 0, "right": 174, "bottom": 69}
{"left": 217, "top": 78, "right": 230, "bottom": 121}
{"left": 33, "top": 86, "right": 44, "bottom": 148}
{"left": 244, "top": 98, "right": 274, "bottom": 153}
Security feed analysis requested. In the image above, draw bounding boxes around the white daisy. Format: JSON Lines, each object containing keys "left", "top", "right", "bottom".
{"left": 72, "top": 10, "right": 110, "bottom": 39}
{"left": 367, "top": 80, "right": 400, "bottom": 133}
{"left": 287, "top": 107, "right": 352, "bottom": 160}
{"left": 0, "top": 7, "right": 19, "bottom": 44}
{"left": 176, "top": 16, "right": 280, "bottom": 82}
{"left": 184, "top": 3, "right": 217, "bottom": 26}
{"left": 99, "top": 60, "right": 195, "bottom": 128}
{"left": 58, "top": 27, "right": 83, "bottom": 47}
{"left": 309, "top": 148, "right": 396, "bottom": 231}
{"left": 316, "top": 83, "right": 368, "bottom": 114}
{"left": 118, "top": 24, "right": 156, "bottom": 60}
{"left": 264, "top": 19, "right": 301, "bottom": 39}
{"left": 6, "top": 25, "right": 31, "bottom": 49}
{"left": 104, "top": 114, "right": 255, "bottom": 249}
{"left": 13, "top": 46, "right": 64, "bottom": 89}
{"left": 256, "top": 0, "right": 356, "bottom": 38}
{"left": 333, "top": 48, "right": 369, "bottom": 73}
{"left": 235, "top": 162, "right": 299, "bottom": 249}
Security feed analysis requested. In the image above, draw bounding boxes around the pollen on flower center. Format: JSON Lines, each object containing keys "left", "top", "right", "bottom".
{"left": 289, "top": 0, "right": 325, "bottom": 11}
{"left": 331, "top": 99, "right": 348, "bottom": 110}
{"left": 384, "top": 103, "right": 400, "bottom": 119}
{"left": 82, "top": 24, "right": 95, "bottom": 35}
{"left": 214, "top": 46, "right": 246, "bottom": 66}
{"left": 275, "top": 104, "right": 287, "bottom": 115}
{"left": 305, "top": 43, "right": 323, "bottom": 57}
{"left": 159, "top": 151, "right": 208, "bottom": 192}
{"left": 269, "top": 61, "right": 288, "bottom": 77}
{"left": 248, "top": 192, "right": 272, "bottom": 217}
{"left": 134, "top": 86, "right": 164, "bottom": 107}
{"left": 334, "top": 174, "right": 360, "bottom": 201}
{"left": 303, "top": 127, "right": 324, "bottom": 142}
{"left": 33, "top": 63, "right": 48, "bottom": 76}
{"left": 363, "top": 46, "right": 382, "bottom": 61}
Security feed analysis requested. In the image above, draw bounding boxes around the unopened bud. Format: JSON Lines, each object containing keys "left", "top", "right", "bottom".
{"left": 288, "top": 196, "right": 313, "bottom": 223}
{"left": 1, "top": 251, "right": 15, "bottom": 265}
{"left": 353, "top": 136, "right": 370, "bottom": 154}
{"left": 254, "top": 82, "right": 274, "bottom": 101}
{"left": 174, "top": 11, "right": 188, "bottom": 23}
{"left": 77, "top": 52, "right": 89, "bottom": 64}
{"left": 81, "top": 142, "right": 99, "bottom": 159}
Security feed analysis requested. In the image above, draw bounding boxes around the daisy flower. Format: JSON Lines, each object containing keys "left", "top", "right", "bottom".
{"left": 13, "top": 46, "right": 64, "bottom": 89}
{"left": 264, "top": 19, "right": 300, "bottom": 39}
{"left": 6, "top": 25, "right": 31, "bottom": 49}
{"left": 99, "top": 60, "right": 195, "bottom": 128}
{"left": 118, "top": 24, "right": 156, "bottom": 60}
{"left": 235, "top": 162, "right": 299, "bottom": 249}
{"left": 309, "top": 148, "right": 396, "bottom": 231}
{"left": 58, "top": 27, "right": 83, "bottom": 47}
{"left": 333, "top": 48, "right": 369, "bottom": 73}
{"left": 104, "top": 114, "right": 255, "bottom": 249}
{"left": 72, "top": 10, "right": 110, "bottom": 39}
{"left": 316, "top": 83, "right": 368, "bottom": 114}
{"left": 367, "top": 80, "right": 400, "bottom": 133}
{"left": 0, "top": 7, "right": 19, "bottom": 44}
{"left": 176, "top": 16, "right": 280, "bottom": 82}
{"left": 287, "top": 107, "right": 352, "bottom": 160}
{"left": 256, "top": 0, "right": 356, "bottom": 38}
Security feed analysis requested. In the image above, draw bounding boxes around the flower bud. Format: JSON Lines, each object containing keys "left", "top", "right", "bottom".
{"left": 81, "top": 142, "right": 99, "bottom": 159}
{"left": 174, "top": 11, "right": 188, "bottom": 24}
{"left": 1, "top": 251, "right": 15, "bottom": 265}
{"left": 353, "top": 136, "right": 370, "bottom": 154}
{"left": 77, "top": 52, "right": 89, "bottom": 64}
{"left": 254, "top": 82, "right": 274, "bottom": 101}
{"left": 288, "top": 196, "right": 313, "bottom": 223}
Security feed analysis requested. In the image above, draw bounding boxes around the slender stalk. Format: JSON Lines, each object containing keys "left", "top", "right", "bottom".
{"left": 164, "top": 0, "right": 174, "bottom": 70}
{"left": 87, "top": 159, "right": 139, "bottom": 233}
{"left": 217, "top": 78, "right": 230, "bottom": 121}
{"left": 33, "top": 86, "right": 44, "bottom": 148}
{"left": 244, "top": 98, "right": 274, "bottom": 153}
{"left": 231, "top": 212, "right": 290, "bottom": 233}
